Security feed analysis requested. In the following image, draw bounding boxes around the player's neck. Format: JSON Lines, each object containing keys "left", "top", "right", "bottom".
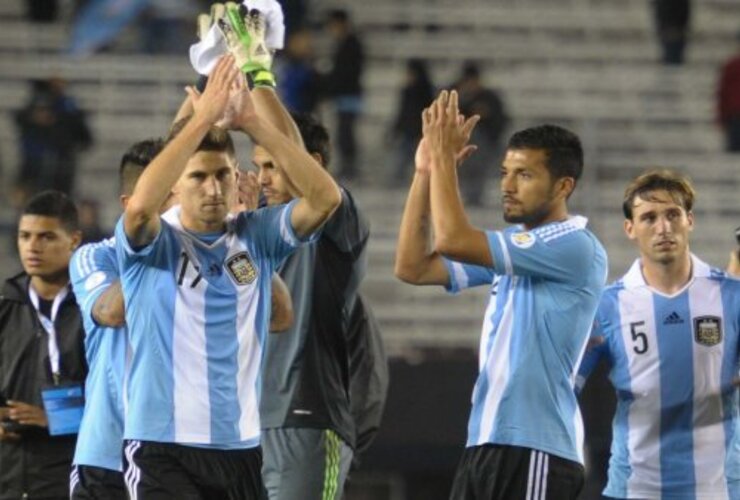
{"left": 525, "top": 205, "right": 569, "bottom": 230}
{"left": 180, "top": 213, "right": 226, "bottom": 234}
{"left": 641, "top": 252, "right": 692, "bottom": 295}
{"left": 30, "top": 272, "right": 69, "bottom": 300}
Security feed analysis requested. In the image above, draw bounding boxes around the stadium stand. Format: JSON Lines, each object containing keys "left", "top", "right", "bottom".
{"left": 0, "top": 0, "right": 737, "bottom": 354}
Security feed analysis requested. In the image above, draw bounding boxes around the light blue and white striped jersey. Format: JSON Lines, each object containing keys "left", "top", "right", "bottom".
{"left": 578, "top": 255, "right": 740, "bottom": 500}
{"left": 114, "top": 202, "right": 308, "bottom": 448}
{"left": 444, "top": 215, "right": 607, "bottom": 464}
{"left": 69, "top": 237, "right": 127, "bottom": 472}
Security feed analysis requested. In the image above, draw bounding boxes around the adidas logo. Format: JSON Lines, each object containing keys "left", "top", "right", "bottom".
{"left": 663, "top": 311, "right": 684, "bottom": 325}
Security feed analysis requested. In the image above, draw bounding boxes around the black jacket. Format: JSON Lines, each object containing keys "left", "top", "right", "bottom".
{"left": 0, "top": 272, "right": 87, "bottom": 500}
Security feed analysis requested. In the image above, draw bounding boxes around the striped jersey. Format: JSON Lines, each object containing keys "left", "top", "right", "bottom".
{"left": 114, "top": 202, "right": 308, "bottom": 448}
{"left": 577, "top": 255, "right": 740, "bottom": 499}
{"left": 444, "top": 215, "right": 607, "bottom": 463}
{"left": 69, "top": 237, "right": 127, "bottom": 471}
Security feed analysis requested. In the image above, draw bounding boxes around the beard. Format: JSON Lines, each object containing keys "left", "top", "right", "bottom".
{"left": 502, "top": 194, "right": 556, "bottom": 228}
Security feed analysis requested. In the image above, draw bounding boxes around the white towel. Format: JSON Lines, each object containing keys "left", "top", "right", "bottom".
{"left": 188, "top": 0, "right": 285, "bottom": 76}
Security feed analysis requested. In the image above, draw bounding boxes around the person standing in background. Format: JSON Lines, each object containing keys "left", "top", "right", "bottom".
{"left": 390, "top": 59, "right": 435, "bottom": 184}
{"left": 717, "top": 31, "right": 740, "bottom": 152}
{"left": 324, "top": 9, "right": 364, "bottom": 181}
{"left": 0, "top": 191, "right": 87, "bottom": 500}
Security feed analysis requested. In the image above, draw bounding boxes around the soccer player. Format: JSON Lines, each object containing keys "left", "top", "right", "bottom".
{"left": 117, "top": 55, "right": 340, "bottom": 498}
{"left": 395, "top": 91, "right": 607, "bottom": 499}
{"left": 69, "top": 139, "right": 164, "bottom": 500}
{"left": 256, "top": 113, "right": 372, "bottom": 500}
{"left": 0, "top": 191, "right": 86, "bottom": 500}
{"left": 70, "top": 133, "right": 295, "bottom": 499}
{"left": 577, "top": 169, "right": 740, "bottom": 499}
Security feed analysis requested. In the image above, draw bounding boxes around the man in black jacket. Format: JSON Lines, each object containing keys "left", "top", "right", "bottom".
{"left": 0, "top": 191, "right": 86, "bottom": 500}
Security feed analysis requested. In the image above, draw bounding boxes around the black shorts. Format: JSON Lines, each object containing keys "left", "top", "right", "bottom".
{"left": 449, "top": 444, "right": 584, "bottom": 500}
{"left": 123, "top": 440, "right": 266, "bottom": 500}
{"left": 70, "top": 465, "right": 126, "bottom": 500}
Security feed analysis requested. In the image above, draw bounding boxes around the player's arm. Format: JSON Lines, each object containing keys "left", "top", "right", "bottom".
{"left": 395, "top": 139, "right": 450, "bottom": 286}
{"left": 269, "top": 274, "right": 293, "bottom": 333}
{"left": 424, "top": 91, "right": 491, "bottom": 267}
{"left": 91, "top": 281, "right": 125, "bottom": 327}
{"left": 229, "top": 79, "right": 341, "bottom": 238}
{"left": 123, "top": 56, "right": 238, "bottom": 247}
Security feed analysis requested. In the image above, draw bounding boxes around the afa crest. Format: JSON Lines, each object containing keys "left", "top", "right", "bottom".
{"left": 693, "top": 316, "right": 722, "bottom": 347}
{"left": 225, "top": 252, "right": 257, "bottom": 286}
{"left": 510, "top": 231, "right": 536, "bottom": 249}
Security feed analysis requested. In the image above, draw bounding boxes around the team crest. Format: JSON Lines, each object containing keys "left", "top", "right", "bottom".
{"left": 225, "top": 252, "right": 257, "bottom": 285}
{"left": 693, "top": 316, "right": 722, "bottom": 347}
{"left": 510, "top": 231, "right": 536, "bottom": 249}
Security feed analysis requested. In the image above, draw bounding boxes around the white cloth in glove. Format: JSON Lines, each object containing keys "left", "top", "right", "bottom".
{"left": 188, "top": 0, "right": 284, "bottom": 76}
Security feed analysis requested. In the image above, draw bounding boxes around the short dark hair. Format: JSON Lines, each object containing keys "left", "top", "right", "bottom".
{"left": 21, "top": 190, "right": 79, "bottom": 232}
{"left": 119, "top": 138, "right": 164, "bottom": 196}
{"left": 622, "top": 169, "right": 696, "bottom": 219}
{"left": 292, "top": 113, "right": 331, "bottom": 168}
{"left": 507, "top": 124, "right": 584, "bottom": 184}
{"left": 168, "top": 116, "right": 236, "bottom": 159}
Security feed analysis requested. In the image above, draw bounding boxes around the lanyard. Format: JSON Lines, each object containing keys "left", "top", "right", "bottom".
{"left": 28, "top": 285, "right": 69, "bottom": 384}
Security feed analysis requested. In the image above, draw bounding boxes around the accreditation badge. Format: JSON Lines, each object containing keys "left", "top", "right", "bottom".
{"left": 41, "top": 384, "right": 84, "bottom": 436}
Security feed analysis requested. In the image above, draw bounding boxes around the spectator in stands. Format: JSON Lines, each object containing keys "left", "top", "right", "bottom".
{"left": 653, "top": 0, "right": 691, "bottom": 65}
{"left": 0, "top": 190, "right": 87, "bottom": 500}
{"left": 277, "top": 29, "right": 320, "bottom": 114}
{"left": 324, "top": 9, "right": 365, "bottom": 181}
{"left": 453, "top": 62, "right": 508, "bottom": 206}
{"left": 14, "top": 78, "right": 93, "bottom": 196}
{"left": 78, "top": 199, "right": 108, "bottom": 244}
{"left": 717, "top": 31, "right": 740, "bottom": 152}
{"left": 28, "top": 0, "right": 58, "bottom": 22}
{"left": 389, "top": 59, "right": 436, "bottom": 184}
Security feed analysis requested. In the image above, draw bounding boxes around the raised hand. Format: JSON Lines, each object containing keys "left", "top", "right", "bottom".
{"left": 232, "top": 170, "right": 260, "bottom": 213}
{"left": 218, "top": 71, "right": 259, "bottom": 132}
{"left": 186, "top": 54, "right": 240, "bottom": 126}
{"left": 421, "top": 92, "right": 480, "bottom": 170}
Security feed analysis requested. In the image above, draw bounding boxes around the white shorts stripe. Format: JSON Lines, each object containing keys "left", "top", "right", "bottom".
{"left": 124, "top": 440, "right": 142, "bottom": 500}
{"left": 69, "top": 465, "right": 80, "bottom": 499}
{"left": 526, "top": 450, "right": 537, "bottom": 499}
{"left": 539, "top": 453, "right": 549, "bottom": 500}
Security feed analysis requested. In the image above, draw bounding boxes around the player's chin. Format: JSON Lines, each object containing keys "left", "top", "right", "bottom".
{"left": 199, "top": 204, "right": 228, "bottom": 220}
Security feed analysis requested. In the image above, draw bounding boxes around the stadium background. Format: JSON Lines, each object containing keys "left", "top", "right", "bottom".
{"left": 0, "top": 0, "right": 738, "bottom": 498}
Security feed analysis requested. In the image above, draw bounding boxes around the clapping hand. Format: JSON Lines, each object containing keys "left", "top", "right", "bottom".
{"left": 185, "top": 55, "right": 240, "bottom": 126}
{"left": 417, "top": 91, "right": 479, "bottom": 174}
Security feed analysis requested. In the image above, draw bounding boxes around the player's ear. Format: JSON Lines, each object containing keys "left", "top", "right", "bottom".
{"left": 557, "top": 177, "right": 575, "bottom": 200}
{"left": 624, "top": 218, "right": 636, "bottom": 240}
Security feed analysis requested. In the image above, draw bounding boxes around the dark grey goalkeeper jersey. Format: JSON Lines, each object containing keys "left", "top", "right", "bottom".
{"left": 259, "top": 188, "right": 370, "bottom": 447}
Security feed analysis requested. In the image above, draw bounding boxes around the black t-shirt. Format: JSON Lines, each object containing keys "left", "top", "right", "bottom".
{"left": 259, "top": 188, "right": 370, "bottom": 447}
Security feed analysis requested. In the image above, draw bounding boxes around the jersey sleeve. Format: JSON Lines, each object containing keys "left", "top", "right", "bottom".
{"left": 486, "top": 227, "right": 596, "bottom": 285}
{"left": 321, "top": 188, "right": 369, "bottom": 256}
{"left": 442, "top": 258, "right": 495, "bottom": 294}
{"left": 114, "top": 214, "right": 170, "bottom": 266}
{"left": 242, "top": 199, "right": 318, "bottom": 266}
{"left": 70, "top": 242, "right": 119, "bottom": 331}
